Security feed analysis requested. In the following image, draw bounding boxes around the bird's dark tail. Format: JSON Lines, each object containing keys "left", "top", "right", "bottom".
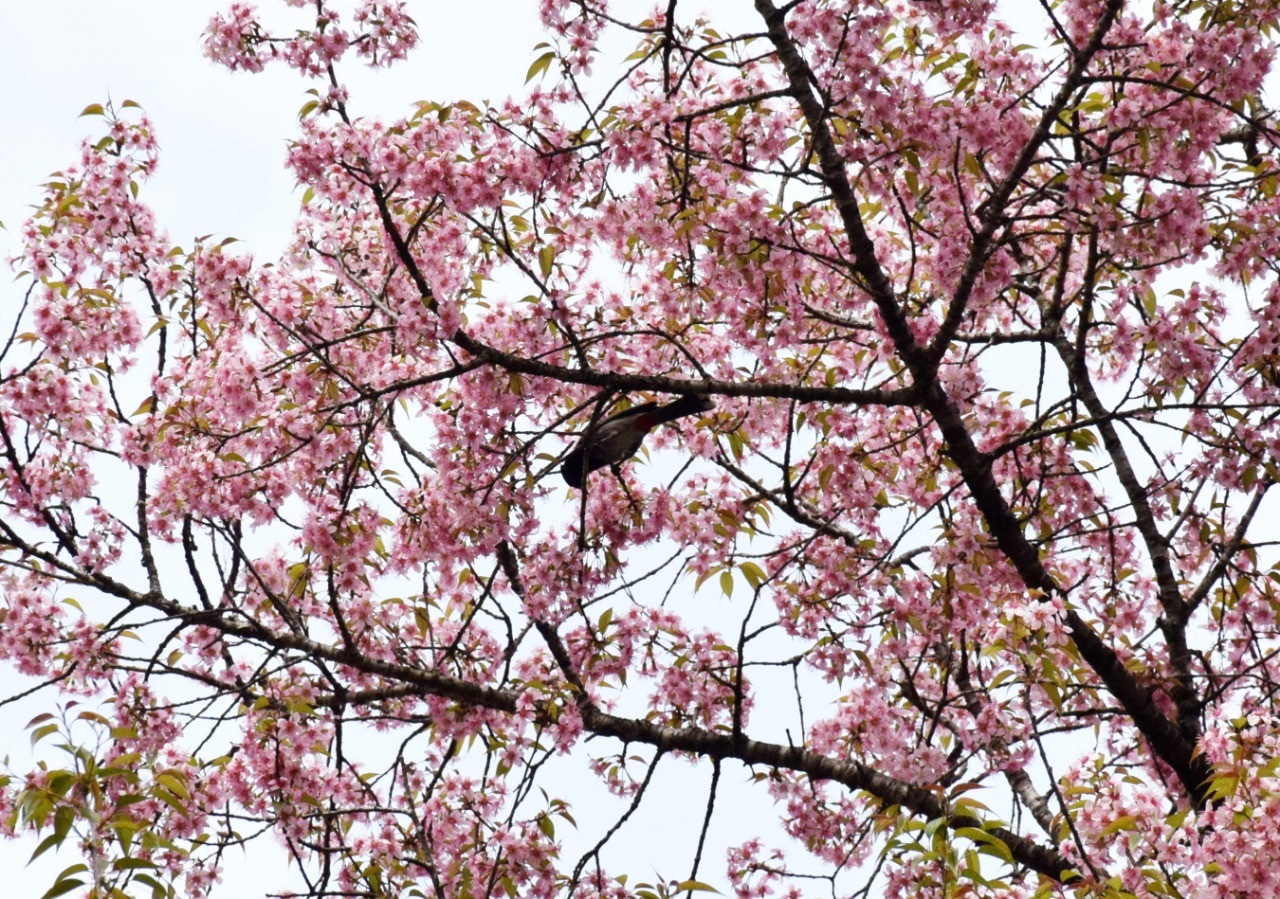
{"left": 651, "top": 394, "right": 715, "bottom": 424}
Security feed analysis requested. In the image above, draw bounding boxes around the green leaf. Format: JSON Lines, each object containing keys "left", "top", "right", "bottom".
{"left": 134, "top": 873, "right": 168, "bottom": 898}
{"left": 114, "top": 819, "right": 140, "bottom": 854}
{"left": 1102, "top": 814, "right": 1137, "bottom": 834}
{"left": 674, "top": 881, "right": 720, "bottom": 894}
{"left": 739, "top": 561, "right": 767, "bottom": 590}
{"left": 953, "top": 826, "right": 1015, "bottom": 864}
{"left": 30, "top": 831, "right": 67, "bottom": 862}
{"left": 156, "top": 770, "right": 190, "bottom": 798}
{"left": 53, "top": 804, "right": 75, "bottom": 839}
{"left": 30, "top": 722, "right": 60, "bottom": 746}
{"left": 526, "top": 50, "right": 555, "bottom": 83}
{"left": 41, "top": 878, "right": 86, "bottom": 899}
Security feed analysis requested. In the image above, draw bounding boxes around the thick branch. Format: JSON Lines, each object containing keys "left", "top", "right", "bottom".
{"left": 452, "top": 332, "right": 916, "bottom": 407}
{"left": 580, "top": 706, "right": 1078, "bottom": 882}
{"left": 754, "top": 0, "right": 1210, "bottom": 805}
{"left": 3, "top": 521, "right": 1080, "bottom": 882}
{"left": 367, "top": 181, "right": 917, "bottom": 410}
{"left": 498, "top": 543, "right": 1075, "bottom": 881}
{"left": 751, "top": 0, "right": 927, "bottom": 372}
{"left": 932, "top": 0, "right": 1123, "bottom": 359}
{"left": 1051, "top": 333, "right": 1201, "bottom": 743}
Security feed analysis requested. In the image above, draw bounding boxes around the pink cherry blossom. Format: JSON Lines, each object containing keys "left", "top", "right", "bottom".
{"left": 6, "top": 1, "right": 1280, "bottom": 897}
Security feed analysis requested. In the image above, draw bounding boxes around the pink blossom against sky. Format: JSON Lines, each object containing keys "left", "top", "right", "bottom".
{"left": 0, "top": 1, "right": 542, "bottom": 261}
{"left": 0, "top": 3, "right": 540, "bottom": 892}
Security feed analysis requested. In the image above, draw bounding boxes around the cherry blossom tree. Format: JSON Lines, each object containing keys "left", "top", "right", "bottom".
{"left": 5, "top": 0, "right": 1280, "bottom": 896}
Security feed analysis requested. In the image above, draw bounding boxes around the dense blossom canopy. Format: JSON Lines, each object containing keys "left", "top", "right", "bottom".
{"left": 5, "top": 0, "right": 1280, "bottom": 896}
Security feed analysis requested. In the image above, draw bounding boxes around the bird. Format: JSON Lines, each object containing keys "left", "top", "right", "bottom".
{"left": 561, "top": 394, "right": 715, "bottom": 488}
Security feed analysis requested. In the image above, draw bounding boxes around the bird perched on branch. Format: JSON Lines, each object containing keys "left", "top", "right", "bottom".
{"left": 562, "top": 394, "right": 715, "bottom": 489}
